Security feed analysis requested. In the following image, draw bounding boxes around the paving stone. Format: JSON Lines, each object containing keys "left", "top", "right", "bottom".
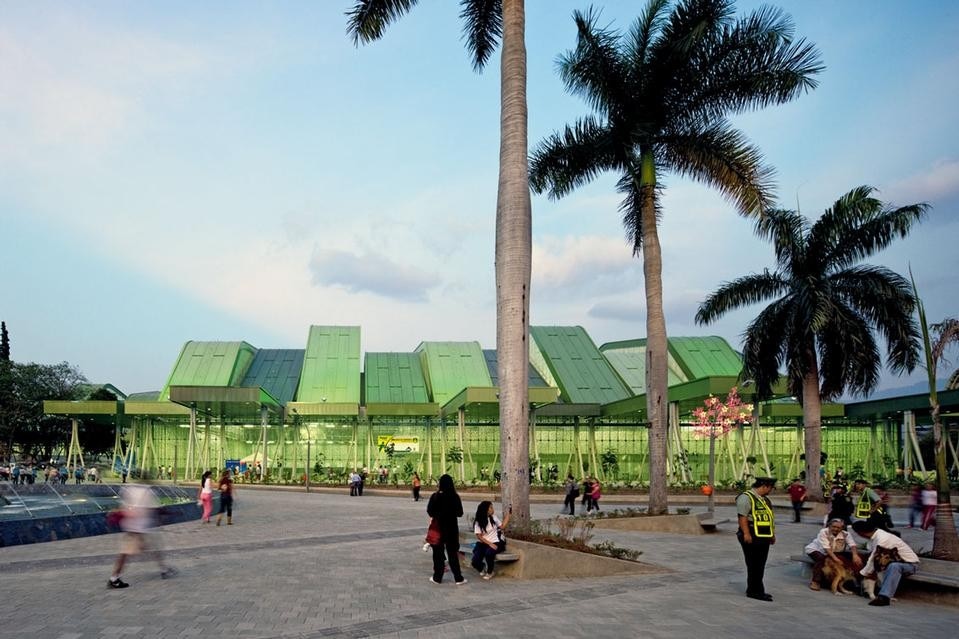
{"left": 2, "top": 490, "right": 957, "bottom": 638}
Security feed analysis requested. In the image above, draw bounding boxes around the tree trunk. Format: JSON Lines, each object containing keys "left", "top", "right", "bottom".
{"left": 931, "top": 400, "right": 959, "bottom": 559}
{"left": 639, "top": 150, "right": 669, "bottom": 515}
{"left": 801, "top": 348, "right": 823, "bottom": 502}
{"left": 496, "top": 0, "right": 532, "bottom": 532}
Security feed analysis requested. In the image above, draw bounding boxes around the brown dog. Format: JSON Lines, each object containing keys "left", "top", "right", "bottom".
{"left": 862, "top": 546, "right": 902, "bottom": 600}
{"left": 821, "top": 555, "right": 857, "bottom": 595}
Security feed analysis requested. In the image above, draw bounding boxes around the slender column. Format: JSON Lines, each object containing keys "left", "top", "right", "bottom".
{"left": 186, "top": 406, "right": 197, "bottom": 480}
{"left": 261, "top": 405, "right": 269, "bottom": 481}
{"left": 457, "top": 407, "right": 467, "bottom": 483}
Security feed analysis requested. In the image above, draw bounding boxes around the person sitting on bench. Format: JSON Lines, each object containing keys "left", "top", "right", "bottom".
{"left": 851, "top": 520, "right": 920, "bottom": 606}
{"left": 804, "top": 518, "right": 862, "bottom": 591}
{"left": 471, "top": 501, "right": 511, "bottom": 580}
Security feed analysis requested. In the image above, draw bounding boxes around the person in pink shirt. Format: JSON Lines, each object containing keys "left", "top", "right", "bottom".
{"left": 587, "top": 477, "right": 602, "bottom": 514}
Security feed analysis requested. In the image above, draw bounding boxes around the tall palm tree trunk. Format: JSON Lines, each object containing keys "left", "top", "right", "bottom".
{"left": 496, "top": 0, "right": 532, "bottom": 532}
{"left": 639, "top": 151, "right": 669, "bottom": 515}
{"left": 801, "top": 349, "right": 823, "bottom": 501}
{"left": 931, "top": 401, "right": 959, "bottom": 559}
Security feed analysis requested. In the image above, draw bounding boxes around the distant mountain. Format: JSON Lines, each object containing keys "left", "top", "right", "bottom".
{"left": 854, "top": 379, "right": 947, "bottom": 402}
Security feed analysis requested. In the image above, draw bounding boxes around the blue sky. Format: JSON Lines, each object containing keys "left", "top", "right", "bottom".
{"left": 2, "top": 1, "right": 957, "bottom": 395}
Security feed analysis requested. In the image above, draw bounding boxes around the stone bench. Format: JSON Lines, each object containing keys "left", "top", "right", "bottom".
{"left": 789, "top": 553, "right": 959, "bottom": 603}
{"left": 696, "top": 512, "right": 729, "bottom": 532}
{"left": 460, "top": 543, "right": 519, "bottom": 564}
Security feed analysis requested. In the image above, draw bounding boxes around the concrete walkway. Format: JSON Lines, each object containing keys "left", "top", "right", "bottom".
{"left": 2, "top": 489, "right": 957, "bottom": 639}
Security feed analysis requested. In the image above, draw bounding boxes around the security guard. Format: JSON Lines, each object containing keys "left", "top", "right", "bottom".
{"left": 737, "top": 477, "right": 777, "bottom": 601}
{"left": 852, "top": 478, "right": 893, "bottom": 532}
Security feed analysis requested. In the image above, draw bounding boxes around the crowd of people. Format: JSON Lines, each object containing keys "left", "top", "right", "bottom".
{"left": 738, "top": 472, "right": 930, "bottom": 608}
{"left": 0, "top": 462, "right": 102, "bottom": 485}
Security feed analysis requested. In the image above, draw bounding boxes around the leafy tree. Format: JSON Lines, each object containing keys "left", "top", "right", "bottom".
{"left": 4, "top": 362, "right": 88, "bottom": 461}
{"left": 697, "top": 186, "right": 925, "bottom": 500}
{"left": 911, "top": 275, "right": 959, "bottom": 560}
{"left": 529, "top": 0, "right": 821, "bottom": 513}
{"left": 347, "top": 0, "right": 533, "bottom": 530}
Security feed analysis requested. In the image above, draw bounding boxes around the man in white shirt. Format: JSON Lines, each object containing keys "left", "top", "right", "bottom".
{"left": 851, "top": 520, "right": 920, "bottom": 606}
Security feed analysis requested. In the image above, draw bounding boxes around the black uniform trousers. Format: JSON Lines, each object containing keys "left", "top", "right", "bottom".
{"left": 738, "top": 532, "right": 771, "bottom": 596}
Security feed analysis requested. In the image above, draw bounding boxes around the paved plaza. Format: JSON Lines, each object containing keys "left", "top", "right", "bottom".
{"left": 2, "top": 487, "right": 957, "bottom": 639}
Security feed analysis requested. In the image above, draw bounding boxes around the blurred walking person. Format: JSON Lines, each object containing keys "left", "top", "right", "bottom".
{"left": 108, "top": 484, "right": 175, "bottom": 588}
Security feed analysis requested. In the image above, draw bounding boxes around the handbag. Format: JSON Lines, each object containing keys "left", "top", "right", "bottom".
{"left": 571, "top": 487, "right": 580, "bottom": 498}
{"left": 425, "top": 519, "right": 441, "bottom": 545}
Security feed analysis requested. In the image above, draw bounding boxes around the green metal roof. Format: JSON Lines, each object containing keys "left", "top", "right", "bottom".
{"left": 844, "top": 388, "right": 959, "bottom": 419}
{"left": 159, "top": 341, "right": 257, "bottom": 401}
{"left": 241, "top": 349, "right": 304, "bottom": 405}
{"left": 415, "top": 341, "right": 492, "bottom": 406}
{"left": 599, "top": 336, "right": 742, "bottom": 395}
{"left": 43, "top": 400, "right": 120, "bottom": 416}
{"left": 439, "top": 385, "right": 560, "bottom": 419}
{"left": 295, "top": 326, "right": 361, "bottom": 403}
{"left": 668, "top": 336, "right": 743, "bottom": 380}
{"left": 482, "top": 349, "right": 550, "bottom": 388}
{"left": 364, "top": 352, "right": 432, "bottom": 407}
{"left": 599, "top": 340, "right": 688, "bottom": 394}
{"left": 531, "top": 326, "right": 631, "bottom": 405}
{"left": 169, "top": 385, "right": 281, "bottom": 419}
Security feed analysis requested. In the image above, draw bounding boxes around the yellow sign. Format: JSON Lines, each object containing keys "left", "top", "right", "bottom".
{"left": 376, "top": 435, "right": 419, "bottom": 453}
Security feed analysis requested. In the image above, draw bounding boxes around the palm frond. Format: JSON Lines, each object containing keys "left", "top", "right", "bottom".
{"left": 830, "top": 265, "right": 920, "bottom": 374}
{"left": 817, "top": 300, "right": 880, "bottom": 398}
{"left": 626, "top": 0, "right": 671, "bottom": 78}
{"left": 346, "top": 0, "right": 419, "bottom": 45}
{"left": 658, "top": 120, "right": 776, "bottom": 216}
{"left": 559, "top": 8, "right": 630, "bottom": 117}
{"left": 616, "top": 173, "right": 663, "bottom": 254}
{"left": 460, "top": 0, "right": 502, "bottom": 71}
{"left": 825, "top": 200, "right": 929, "bottom": 272}
{"left": 646, "top": 0, "right": 733, "bottom": 116}
{"left": 753, "top": 208, "right": 808, "bottom": 271}
{"left": 930, "top": 318, "right": 959, "bottom": 370}
{"left": 695, "top": 270, "right": 789, "bottom": 325}
{"left": 676, "top": 5, "right": 823, "bottom": 123}
{"left": 529, "top": 116, "right": 616, "bottom": 199}
{"left": 740, "top": 296, "right": 795, "bottom": 399}
{"left": 654, "top": 0, "right": 733, "bottom": 59}
{"left": 807, "top": 186, "right": 882, "bottom": 257}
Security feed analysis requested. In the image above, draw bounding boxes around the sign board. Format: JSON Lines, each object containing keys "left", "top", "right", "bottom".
{"left": 376, "top": 435, "right": 419, "bottom": 453}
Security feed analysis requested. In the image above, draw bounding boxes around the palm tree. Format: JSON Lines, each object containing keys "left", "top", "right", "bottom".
{"left": 697, "top": 186, "right": 926, "bottom": 500}
{"left": 347, "top": 0, "right": 533, "bottom": 530}
{"left": 911, "top": 277, "right": 959, "bottom": 559}
{"left": 529, "top": 0, "right": 821, "bottom": 513}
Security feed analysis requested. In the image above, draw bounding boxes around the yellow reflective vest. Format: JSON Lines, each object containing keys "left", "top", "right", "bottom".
{"left": 855, "top": 490, "right": 880, "bottom": 519}
{"left": 743, "top": 490, "right": 775, "bottom": 538}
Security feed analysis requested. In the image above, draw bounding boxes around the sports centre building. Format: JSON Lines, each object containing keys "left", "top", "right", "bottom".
{"left": 44, "top": 325, "right": 959, "bottom": 486}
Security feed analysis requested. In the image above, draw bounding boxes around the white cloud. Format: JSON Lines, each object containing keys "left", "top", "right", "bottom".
{"left": 588, "top": 300, "right": 645, "bottom": 322}
{"left": 886, "top": 158, "right": 959, "bottom": 205}
{"left": 309, "top": 248, "right": 437, "bottom": 302}
{"left": 532, "top": 234, "right": 639, "bottom": 294}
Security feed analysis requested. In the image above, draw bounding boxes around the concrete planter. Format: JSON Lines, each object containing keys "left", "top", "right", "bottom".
{"left": 495, "top": 538, "right": 668, "bottom": 580}
{"left": 590, "top": 513, "right": 709, "bottom": 535}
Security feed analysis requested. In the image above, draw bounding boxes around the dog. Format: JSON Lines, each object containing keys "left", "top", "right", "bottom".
{"left": 821, "top": 555, "right": 858, "bottom": 595}
{"left": 861, "top": 546, "right": 901, "bottom": 600}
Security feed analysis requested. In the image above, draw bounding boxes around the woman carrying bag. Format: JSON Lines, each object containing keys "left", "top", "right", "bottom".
{"left": 426, "top": 474, "right": 466, "bottom": 585}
